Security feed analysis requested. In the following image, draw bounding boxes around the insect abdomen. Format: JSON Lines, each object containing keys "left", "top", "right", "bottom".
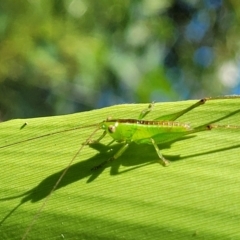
{"left": 131, "top": 120, "right": 191, "bottom": 142}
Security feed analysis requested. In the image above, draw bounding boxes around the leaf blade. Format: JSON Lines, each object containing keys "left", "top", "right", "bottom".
{"left": 1, "top": 98, "right": 240, "bottom": 240}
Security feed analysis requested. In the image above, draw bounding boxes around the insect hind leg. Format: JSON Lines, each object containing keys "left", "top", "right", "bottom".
{"left": 154, "top": 98, "right": 207, "bottom": 121}
{"left": 138, "top": 98, "right": 207, "bottom": 121}
{"left": 151, "top": 138, "right": 169, "bottom": 166}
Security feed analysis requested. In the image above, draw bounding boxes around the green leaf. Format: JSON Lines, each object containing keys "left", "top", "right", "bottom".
{"left": 1, "top": 98, "right": 240, "bottom": 240}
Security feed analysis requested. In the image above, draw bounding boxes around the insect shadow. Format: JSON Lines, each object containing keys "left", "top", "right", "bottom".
{"left": 0, "top": 134, "right": 197, "bottom": 226}
{"left": 0, "top": 141, "right": 173, "bottom": 225}
{"left": 1, "top": 108, "right": 240, "bottom": 225}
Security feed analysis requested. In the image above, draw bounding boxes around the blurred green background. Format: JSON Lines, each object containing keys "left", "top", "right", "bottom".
{"left": 0, "top": 0, "right": 239, "bottom": 121}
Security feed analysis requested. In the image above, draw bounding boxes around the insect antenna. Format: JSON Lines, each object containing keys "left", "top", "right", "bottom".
{"left": 21, "top": 125, "right": 101, "bottom": 240}
{"left": 0, "top": 124, "right": 98, "bottom": 149}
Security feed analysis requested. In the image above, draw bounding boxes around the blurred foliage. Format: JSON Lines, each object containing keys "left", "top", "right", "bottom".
{"left": 0, "top": 0, "right": 240, "bottom": 120}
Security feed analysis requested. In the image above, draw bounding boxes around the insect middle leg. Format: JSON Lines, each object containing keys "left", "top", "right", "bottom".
{"left": 150, "top": 138, "right": 169, "bottom": 166}
{"left": 138, "top": 102, "right": 154, "bottom": 120}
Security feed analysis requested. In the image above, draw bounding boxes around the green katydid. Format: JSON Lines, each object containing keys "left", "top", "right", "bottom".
{"left": 86, "top": 96, "right": 240, "bottom": 170}
{"left": 1, "top": 96, "right": 240, "bottom": 240}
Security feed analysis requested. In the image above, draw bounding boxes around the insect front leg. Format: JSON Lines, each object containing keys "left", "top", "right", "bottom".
{"left": 92, "top": 142, "right": 130, "bottom": 170}
{"left": 150, "top": 138, "right": 169, "bottom": 166}
{"left": 83, "top": 130, "right": 107, "bottom": 145}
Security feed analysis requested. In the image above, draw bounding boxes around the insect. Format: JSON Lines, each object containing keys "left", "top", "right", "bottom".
{"left": 1, "top": 96, "right": 240, "bottom": 239}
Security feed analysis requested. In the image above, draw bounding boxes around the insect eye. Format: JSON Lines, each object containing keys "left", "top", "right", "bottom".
{"left": 108, "top": 125, "right": 116, "bottom": 133}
